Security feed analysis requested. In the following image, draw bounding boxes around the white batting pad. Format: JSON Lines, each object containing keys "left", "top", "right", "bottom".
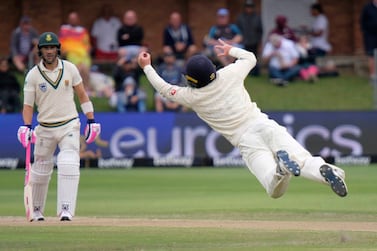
{"left": 30, "top": 159, "right": 53, "bottom": 213}
{"left": 57, "top": 150, "right": 80, "bottom": 216}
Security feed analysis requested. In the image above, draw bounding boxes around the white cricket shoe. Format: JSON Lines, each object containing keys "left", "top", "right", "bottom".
{"left": 59, "top": 210, "right": 73, "bottom": 221}
{"left": 31, "top": 210, "right": 45, "bottom": 222}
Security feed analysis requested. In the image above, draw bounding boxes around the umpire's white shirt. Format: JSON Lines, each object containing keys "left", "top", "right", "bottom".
{"left": 143, "top": 47, "right": 262, "bottom": 146}
{"left": 24, "top": 59, "right": 82, "bottom": 123}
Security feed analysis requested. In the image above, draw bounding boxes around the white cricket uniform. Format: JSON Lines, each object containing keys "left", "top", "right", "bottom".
{"left": 143, "top": 47, "right": 338, "bottom": 197}
{"left": 24, "top": 58, "right": 82, "bottom": 215}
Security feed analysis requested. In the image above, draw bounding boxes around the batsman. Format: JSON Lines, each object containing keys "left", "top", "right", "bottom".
{"left": 17, "top": 32, "right": 101, "bottom": 221}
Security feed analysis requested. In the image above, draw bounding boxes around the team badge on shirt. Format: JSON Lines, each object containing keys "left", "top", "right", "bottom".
{"left": 39, "top": 82, "right": 48, "bottom": 92}
{"left": 170, "top": 89, "right": 177, "bottom": 95}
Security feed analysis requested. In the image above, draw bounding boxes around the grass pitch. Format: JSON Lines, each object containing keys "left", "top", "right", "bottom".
{"left": 1, "top": 165, "right": 377, "bottom": 250}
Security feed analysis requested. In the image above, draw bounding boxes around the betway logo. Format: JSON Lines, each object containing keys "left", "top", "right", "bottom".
{"left": 0, "top": 158, "right": 19, "bottom": 170}
{"left": 98, "top": 158, "right": 134, "bottom": 168}
{"left": 335, "top": 156, "right": 371, "bottom": 165}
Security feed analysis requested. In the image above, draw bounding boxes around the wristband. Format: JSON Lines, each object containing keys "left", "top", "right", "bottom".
{"left": 81, "top": 101, "right": 94, "bottom": 114}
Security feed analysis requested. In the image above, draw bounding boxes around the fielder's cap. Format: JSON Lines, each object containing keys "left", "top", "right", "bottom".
{"left": 217, "top": 8, "right": 229, "bottom": 16}
{"left": 244, "top": 0, "right": 255, "bottom": 7}
{"left": 184, "top": 54, "right": 216, "bottom": 88}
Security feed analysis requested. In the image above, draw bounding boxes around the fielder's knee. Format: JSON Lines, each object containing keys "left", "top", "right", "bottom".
{"left": 267, "top": 174, "right": 291, "bottom": 199}
{"left": 57, "top": 150, "right": 80, "bottom": 176}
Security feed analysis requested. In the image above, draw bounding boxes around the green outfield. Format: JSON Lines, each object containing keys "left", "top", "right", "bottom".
{"left": 1, "top": 165, "right": 377, "bottom": 251}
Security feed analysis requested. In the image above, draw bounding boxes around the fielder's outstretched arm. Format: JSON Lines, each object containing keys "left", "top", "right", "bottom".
{"left": 138, "top": 52, "right": 183, "bottom": 102}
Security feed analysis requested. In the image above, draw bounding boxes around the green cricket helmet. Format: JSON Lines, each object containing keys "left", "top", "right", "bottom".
{"left": 38, "top": 32, "right": 61, "bottom": 49}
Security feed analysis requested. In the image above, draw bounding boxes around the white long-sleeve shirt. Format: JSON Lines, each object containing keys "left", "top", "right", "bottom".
{"left": 143, "top": 47, "right": 265, "bottom": 146}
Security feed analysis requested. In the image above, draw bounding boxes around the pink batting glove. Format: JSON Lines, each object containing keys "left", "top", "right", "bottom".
{"left": 17, "top": 125, "right": 32, "bottom": 148}
{"left": 84, "top": 119, "right": 101, "bottom": 144}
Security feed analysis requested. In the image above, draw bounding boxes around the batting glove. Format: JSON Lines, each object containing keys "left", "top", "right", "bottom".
{"left": 17, "top": 125, "right": 35, "bottom": 148}
{"left": 84, "top": 119, "right": 101, "bottom": 144}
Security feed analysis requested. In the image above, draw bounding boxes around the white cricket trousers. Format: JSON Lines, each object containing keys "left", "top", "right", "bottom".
{"left": 32, "top": 118, "right": 81, "bottom": 216}
{"left": 237, "top": 116, "right": 329, "bottom": 198}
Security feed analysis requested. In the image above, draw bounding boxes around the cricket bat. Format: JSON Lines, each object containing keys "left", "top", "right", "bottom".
{"left": 24, "top": 142, "right": 33, "bottom": 221}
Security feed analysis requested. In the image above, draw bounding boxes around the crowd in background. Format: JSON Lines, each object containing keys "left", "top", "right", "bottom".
{"left": 1, "top": 0, "right": 377, "bottom": 113}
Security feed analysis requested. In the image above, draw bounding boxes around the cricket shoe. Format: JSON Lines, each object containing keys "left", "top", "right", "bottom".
{"left": 59, "top": 210, "right": 73, "bottom": 221}
{"left": 31, "top": 210, "right": 45, "bottom": 222}
{"left": 320, "top": 164, "right": 348, "bottom": 197}
{"left": 276, "top": 150, "right": 300, "bottom": 176}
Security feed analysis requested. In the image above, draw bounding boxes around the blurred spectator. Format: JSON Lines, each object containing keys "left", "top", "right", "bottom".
{"left": 157, "top": 52, "right": 184, "bottom": 85}
{"left": 117, "top": 10, "right": 146, "bottom": 62}
{"left": 204, "top": 8, "right": 243, "bottom": 66}
{"left": 117, "top": 76, "right": 146, "bottom": 112}
{"left": 111, "top": 57, "right": 143, "bottom": 111}
{"left": 295, "top": 35, "right": 319, "bottom": 82}
{"left": 59, "top": 11, "right": 92, "bottom": 92}
{"left": 89, "top": 65, "right": 114, "bottom": 98}
{"left": 162, "top": 11, "right": 197, "bottom": 66}
{"left": 262, "top": 34, "right": 301, "bottom": 86}
{"left": 268, "top": 15, "right": 297, "bottom": 42}
{"left": 91, "top": 4, "right": 121, "bottom": 61}
{"left": 360, "top": 0, "right": 377, "bottom": 82}
{"left": 112, "top": 56, "right": 141, "bottom": 89}
{"left": 317, "top": 59, "right": 339, "bottom": 78}
{"left": 0, "top": 57, "right": 21, "bottom": 113}
{"left": 9, "top": 16, "right": 39, "bottom": 73}
{"left": 308, "top": 3, "right": 331, "bottom": 58}
{"left": 236, "top": 0, "right": 263, "bottom": 76}
{"left": 80, "top": 134, "right": 109, "bottom": 167}
{"left": 155, "top": 52, "right": 185, "bottom": 112}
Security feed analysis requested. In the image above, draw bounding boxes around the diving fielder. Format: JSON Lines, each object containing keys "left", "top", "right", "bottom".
{"left": 17, "top": 32, "right": 101, "bottom": 221}
{"left": 138, "top": 39, "right": 348, "bottom": 198}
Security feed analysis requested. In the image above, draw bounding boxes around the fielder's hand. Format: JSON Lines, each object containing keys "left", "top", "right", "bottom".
{"left": 138, "top": 52, "right": 151, "bottom": 69}
{"left": 214, "top": 39, "right": 232, "bottom": 58}
{"left": 84, "top": 119, "right": 101, "bottom": 144}
{"left": 17, "top": 125, "right": 36, "bottom": 148}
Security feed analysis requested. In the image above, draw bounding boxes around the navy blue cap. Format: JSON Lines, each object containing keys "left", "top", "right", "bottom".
{"left": 184, "top": 54, "right": 216, "bottom": 88}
